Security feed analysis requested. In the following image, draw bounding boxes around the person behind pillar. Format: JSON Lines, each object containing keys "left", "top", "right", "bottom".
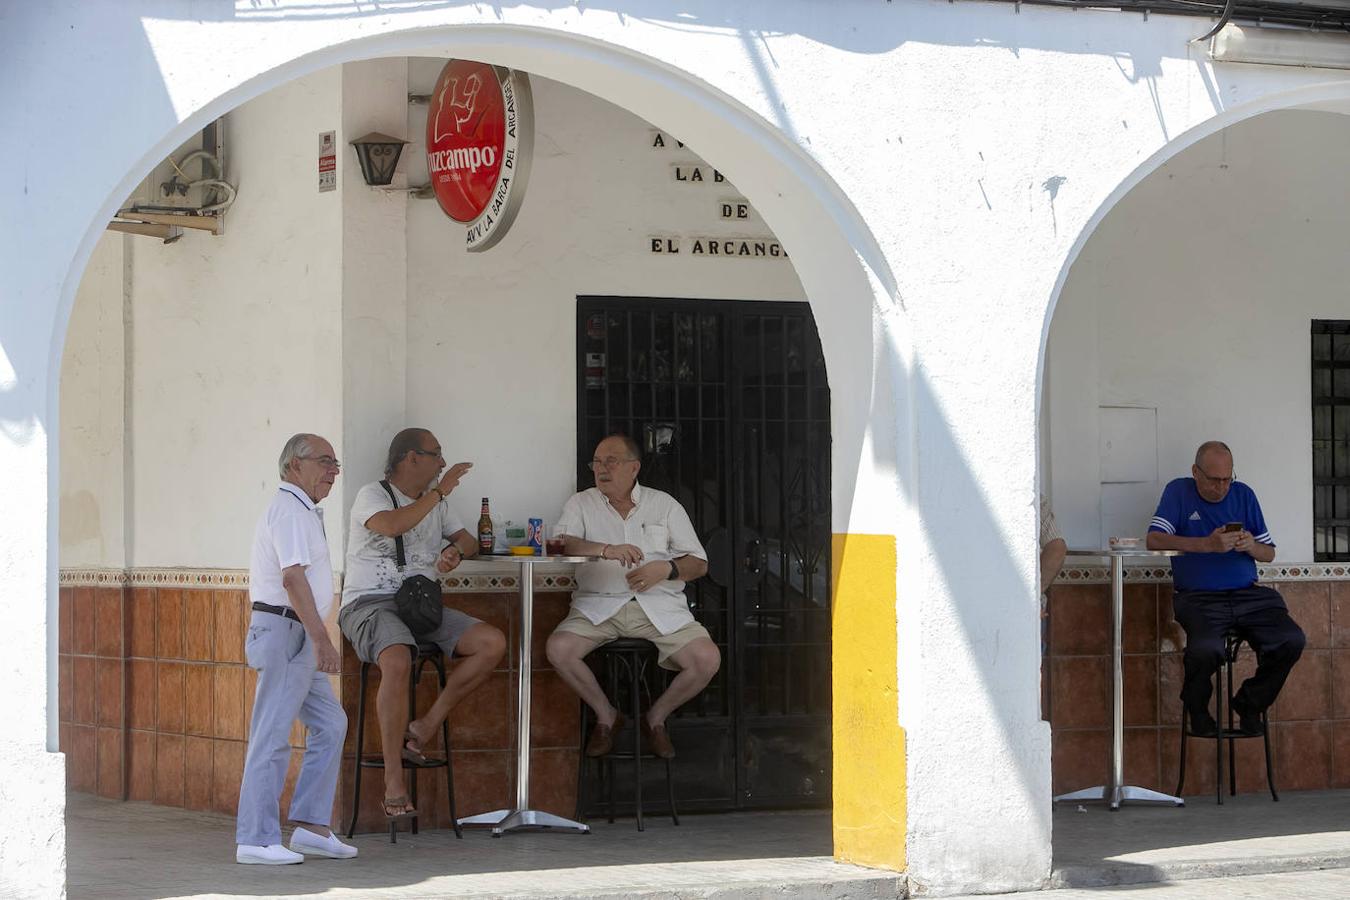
{"left": 545, "top": 434, "right": 720, "bottom": 760}
{"left": 1146, "top": 440, "right": 1305, "bottom": 737}
{"left": 236, "top": 433, "right": 355, "bottom": 864}
{"left": 338, "top": 427, "right": 507, "bottom": 823}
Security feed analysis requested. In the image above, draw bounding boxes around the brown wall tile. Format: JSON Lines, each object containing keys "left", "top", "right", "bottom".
{"left": 72, "top": 656, "right": 95, "bottom": 724}
{"left": 127, "top": 729, "right": 155, "bottom": 801}
{"left": 184, "top": 736, "right": 214, "bottom": 811}
{"left": 213, "top": 665, "right": 246, "bottom": 740}
{"left": 1271, "top": 649, "right": 1330, "bottom": 722}
{"left": 157, "top": 661, "right": 185, "bottom": 733}
{"left": 1051, "top": 729, "right": 1108, "bottom": 796}
{"left": 1272, "top": 721, "right": 1332, "bottom": 791}
{"left": 127, "top": 587, "right": 157, "bottom": 658}
{"left": 157, "top": 589, "right": 185, "bottom": 659}
{"left": 449, "top": 669, "right": 514, "bottom": 751}
{"left": 184, "top": 664, "right": 214, "bottom": 736}
{"left": 1123, "top": 655, "right": 1159, "bottom": 727}
{"left": 1050, "top": 656, "right": 1109, "bottom": 730}
{"left": 212, "top": 739, "right": 245, "bottom": 817}
{"left": 73, "top": 587, "right": 95, "bottom": 655}
{"left": 1333, "top": 582, "right": 1350, "bottom": 648}
{"left": 155, "top": 733, "right": 185, "bottom": 807}
{"left": 1122, "top": 585, "right": 1158, "bottom": 654}
{"left": 184, "top": 590, "right": 214, "bottom": 661}
{"left": 1334, "top": 650, "right": 1350, "bottom": 719}
{"left": 1333, "top": 721, "right": 1350, "bottom": 789}
{"left": 95, "top": 658, "right": 123, "bottom": 728}
{"left": 95, "top": 586, "right": 124, "bottom": 658}
{"left": 127, "top": 659, "right": 156, "bottom": 731}
{"left": 67, "top": 724, "right": 97, "bottom": 793}
{"left": 59, "top": 655, "right": 73, "bottom": 723}
{"left": 59, "top": 587, "right": 73, "bottom": 654}
{"left": 530, "top": 670, "right": 582, "bottom": 748}
{"left": 1049, "top": 585, "right": 1110, "bottom": 655}
{"left": 213, "top": 590, "right": 246, "bottom": 664}
{"left": 527, "top": 748, "right": 580, "bottom": 817}
{"left": 96, "top": 726, "right": 123, "bottom": 799}
{"left": 529, "top": 593, "right": 572, "bottom": 667}
{"left": 1161, "top": 728, "right": 1217, "bottom": 798}
{"left": 1281, "top": 581, "right": 1331, "bottom": 649}
{"left": 450, "top": 749, "right": 513, "bottom": 819}
{"left": 1123, "top": 727, "right": 1160, "bottom": 793}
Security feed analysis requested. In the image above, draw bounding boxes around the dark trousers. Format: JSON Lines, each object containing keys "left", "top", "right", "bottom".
{"left": 1173, "top": 585, "right": 1305, "bottom": 715}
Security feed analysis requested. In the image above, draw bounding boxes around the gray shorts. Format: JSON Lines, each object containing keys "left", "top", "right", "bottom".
{"left": 338, "top": 594, "right": 482, "bottom": 664}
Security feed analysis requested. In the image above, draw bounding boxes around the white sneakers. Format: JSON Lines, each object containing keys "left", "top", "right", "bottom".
{"left": 235, "top": 843, "right": 304, "bottom": 865}
{"left": 288, "top": 827, "right": 359, "bottom": 859}
{"left": 236, "top": 828, "right": 358, "bottom": 864}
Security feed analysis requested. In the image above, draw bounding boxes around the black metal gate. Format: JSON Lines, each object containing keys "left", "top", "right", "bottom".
{"left": 576, "top": 296, "right": 831, "bottom": 811}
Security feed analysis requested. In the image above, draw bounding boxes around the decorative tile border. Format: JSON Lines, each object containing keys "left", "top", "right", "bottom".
{"left": 60, "top": 565, "right": 576, "bottom": 593}
{"left": 1059, "top": 563, "right": 1350, "bottom": 585}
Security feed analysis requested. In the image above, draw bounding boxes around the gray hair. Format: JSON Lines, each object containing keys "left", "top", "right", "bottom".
{"left": 1194, "top": 440, "right": 1233, "bottom": 467}
{"left": 385, "top": 427, "right": 433, "bottom": 477}
{"left": 278, "top": 433, "right": 318, "bottom": 480}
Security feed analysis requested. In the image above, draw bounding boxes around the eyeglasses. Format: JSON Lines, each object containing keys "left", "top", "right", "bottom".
{"left": 589, "top": 456, "right": 636, "bottom": 470}
{"left": 1194, "top": 465, "right": 1234, "bottom": 486}
{"left": 412, "top": 448, "right": 444, "bottom": 459}
{"left": 299, "top": 455, "right": 341, "bottom": 469}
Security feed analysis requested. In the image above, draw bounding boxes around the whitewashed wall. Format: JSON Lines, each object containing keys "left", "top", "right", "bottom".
{"left": 59, "top": 234, "right": 126, "bottom": 568}
{"left": 403, "top": 65, "right": 806, "bottom": 529}
{"left": 1045, "top": 109, "right": 1350, "bottom": 561}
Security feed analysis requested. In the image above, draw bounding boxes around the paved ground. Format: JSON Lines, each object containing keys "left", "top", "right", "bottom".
{"left": 65, "top": 794, "right": 898, "bottom": 899}
{"left": 63, "top": 788, "right": 1350, "bottom": 897}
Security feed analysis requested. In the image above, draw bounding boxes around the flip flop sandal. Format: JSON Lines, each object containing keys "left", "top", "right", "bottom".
{"left": 382, "top": 796, "right": 417, "bottom": 821}
{"left": 402, "top": 731, "right": 440, "bottom": 767}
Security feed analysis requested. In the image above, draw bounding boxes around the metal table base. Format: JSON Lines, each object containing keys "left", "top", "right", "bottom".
{"left": 458, "top": 554, "right": 593, "bottom": 836}
{"left": 1052, "top": 549, "right": 1185, "bottom": 811}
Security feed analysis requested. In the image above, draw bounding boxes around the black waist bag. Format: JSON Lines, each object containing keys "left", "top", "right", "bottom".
{"left": 380, "top": 480, "right": 444, "bottom": 637}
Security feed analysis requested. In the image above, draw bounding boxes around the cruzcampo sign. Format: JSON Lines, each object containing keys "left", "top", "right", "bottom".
{"left": 426, "top": 59, "right": 534, "bottom": 252}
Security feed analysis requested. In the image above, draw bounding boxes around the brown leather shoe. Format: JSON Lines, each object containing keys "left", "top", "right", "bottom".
{"left": 642, "top": 719, "right": 676, "bottom": 759}
{"left": 585, "top": 712, "right": 625, "bottom": 757}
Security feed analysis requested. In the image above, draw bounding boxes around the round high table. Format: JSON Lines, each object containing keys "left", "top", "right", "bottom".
{"left": 457, "top": 552, "right": 598, "bottom": 836}
{"left": 1053, "top": 547, "right": 1184, "bottom": 811}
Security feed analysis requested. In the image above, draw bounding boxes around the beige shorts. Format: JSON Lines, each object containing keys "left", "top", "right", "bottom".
{"left": 554, "top": 600, "right": 711, "bottom": 670}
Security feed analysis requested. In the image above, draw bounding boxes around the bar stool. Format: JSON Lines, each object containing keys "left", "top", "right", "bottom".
{"left": 574, "top": 638, "right": 679, "bottom": 831}
{"left": 1176, "top": 629, "right": 1279, "bottom": 804}
{"left": 346, "top": 641, "right": 462, "bottom": 842}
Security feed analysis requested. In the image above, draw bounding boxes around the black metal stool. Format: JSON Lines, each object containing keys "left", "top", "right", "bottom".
{"left": 574, "top": 638, "right": 679, "bottom": 831}
{"left": 1176, "top": 629, "right": 1278, "bottom": 804}
{"left": 346, "top": 641, "right": 462, "bottom": 842}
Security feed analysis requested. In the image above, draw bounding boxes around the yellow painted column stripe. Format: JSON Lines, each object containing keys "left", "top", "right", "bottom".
{"left": 832, "top": 533, "right": 905, "bottom": 871}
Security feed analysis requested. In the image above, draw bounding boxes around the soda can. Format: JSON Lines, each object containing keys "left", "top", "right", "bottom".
{"left": 527, "top": 518, "right": 544, "bottom": 552}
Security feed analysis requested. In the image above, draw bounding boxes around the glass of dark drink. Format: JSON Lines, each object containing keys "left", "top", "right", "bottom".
{"left": 545, "top": 526, "right": 566, "bottom": 556}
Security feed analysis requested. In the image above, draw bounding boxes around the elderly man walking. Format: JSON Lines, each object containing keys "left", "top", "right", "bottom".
{"left": 236, "top": 433, "right": 355, "bottom": 864}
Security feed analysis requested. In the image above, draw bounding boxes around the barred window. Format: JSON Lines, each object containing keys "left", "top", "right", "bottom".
{"left": 1312, "top": 321, "right": 1350, "bottom": 560}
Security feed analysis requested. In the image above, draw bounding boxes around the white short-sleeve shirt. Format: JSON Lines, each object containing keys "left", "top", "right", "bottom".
{"left": 555, "top": 483, "right": 707, "bottom": 635}
{"left": 342, "top": 480, "right": 468, "bottom": 607}
{"left": 249, "top": 482, "right": 334, "bottom": 619}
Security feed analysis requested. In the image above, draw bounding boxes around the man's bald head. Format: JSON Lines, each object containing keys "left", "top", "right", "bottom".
{"left": 1195, "top": 440, "right": 1233, "bottom": 468}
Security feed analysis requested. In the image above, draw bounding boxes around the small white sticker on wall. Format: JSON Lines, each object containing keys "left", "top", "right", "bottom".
{"left": 318, "top": 131, "right": 336, "bottom": 193}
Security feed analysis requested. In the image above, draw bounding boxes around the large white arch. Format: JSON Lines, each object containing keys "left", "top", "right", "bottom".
{"left": 1, "top": 12, "right": 911, "bottom": 897}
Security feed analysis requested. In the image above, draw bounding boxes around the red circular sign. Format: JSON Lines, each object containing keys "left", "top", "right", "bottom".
{"left": 426, "top": 60, "right": 506, "bottom": 223}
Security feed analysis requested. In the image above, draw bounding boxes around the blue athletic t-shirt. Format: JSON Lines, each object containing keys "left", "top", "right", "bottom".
{"left": 1148, "top": 478, "right": 1274, "bottom": 592}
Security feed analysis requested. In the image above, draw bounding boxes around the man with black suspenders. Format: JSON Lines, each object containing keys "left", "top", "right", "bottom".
{"left": 236, "top": 433, "right": 355, "bottom": 864}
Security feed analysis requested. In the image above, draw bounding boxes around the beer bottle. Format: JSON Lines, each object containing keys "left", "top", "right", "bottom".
{"left": 478, "top": 498, "right": 494, "bottom": 554}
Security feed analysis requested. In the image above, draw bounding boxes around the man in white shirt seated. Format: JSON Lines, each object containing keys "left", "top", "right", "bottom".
{"left": 545, "top": 434, "right": 720, "bottom": 760}
{"left": 338, "top": 428, "right": 507, "bottom": 822}
{"left": 236, "top": 433, "right": 355, "bottom": 864}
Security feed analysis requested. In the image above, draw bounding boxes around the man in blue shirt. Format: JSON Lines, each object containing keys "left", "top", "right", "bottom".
{"left": 1146, "top": 441, "right": 1305, "bottom": 737}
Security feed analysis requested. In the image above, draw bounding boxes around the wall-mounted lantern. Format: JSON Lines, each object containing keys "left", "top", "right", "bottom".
{"left": 349, "top": 132, "right": 409, "bottom": 186}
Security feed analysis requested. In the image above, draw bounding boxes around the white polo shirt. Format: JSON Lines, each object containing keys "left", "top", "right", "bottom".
{"left": 249, "top": 482, "right": 334, "bottom": 620}
{"left": 556, "top": 483, "right": 707, "bottom": 635}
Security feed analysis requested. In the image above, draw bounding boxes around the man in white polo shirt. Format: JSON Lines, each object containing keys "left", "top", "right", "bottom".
{"left": 236, "top": 433, "right": 354, "bottom": 865}
{"left": 546, "top": 434, "right": 719, "bottom": 760}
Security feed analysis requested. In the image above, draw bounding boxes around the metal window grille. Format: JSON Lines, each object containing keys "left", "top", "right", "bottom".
{"left": 1312, "top": 320, "right": 1350, "bottom": 560}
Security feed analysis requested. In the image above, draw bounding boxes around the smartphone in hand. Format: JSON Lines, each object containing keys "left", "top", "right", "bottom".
{"left": 1223, "top": 522, "right": 1243, "bottom": 533}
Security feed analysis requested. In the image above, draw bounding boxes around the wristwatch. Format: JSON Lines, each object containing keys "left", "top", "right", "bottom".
{"left": 667, "top": 560, "right": 680, "bottom": 581}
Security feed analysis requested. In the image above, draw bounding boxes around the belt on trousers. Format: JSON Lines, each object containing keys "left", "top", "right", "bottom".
{"left": 252, "top": 601, "right": 301, "bottom": 623}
